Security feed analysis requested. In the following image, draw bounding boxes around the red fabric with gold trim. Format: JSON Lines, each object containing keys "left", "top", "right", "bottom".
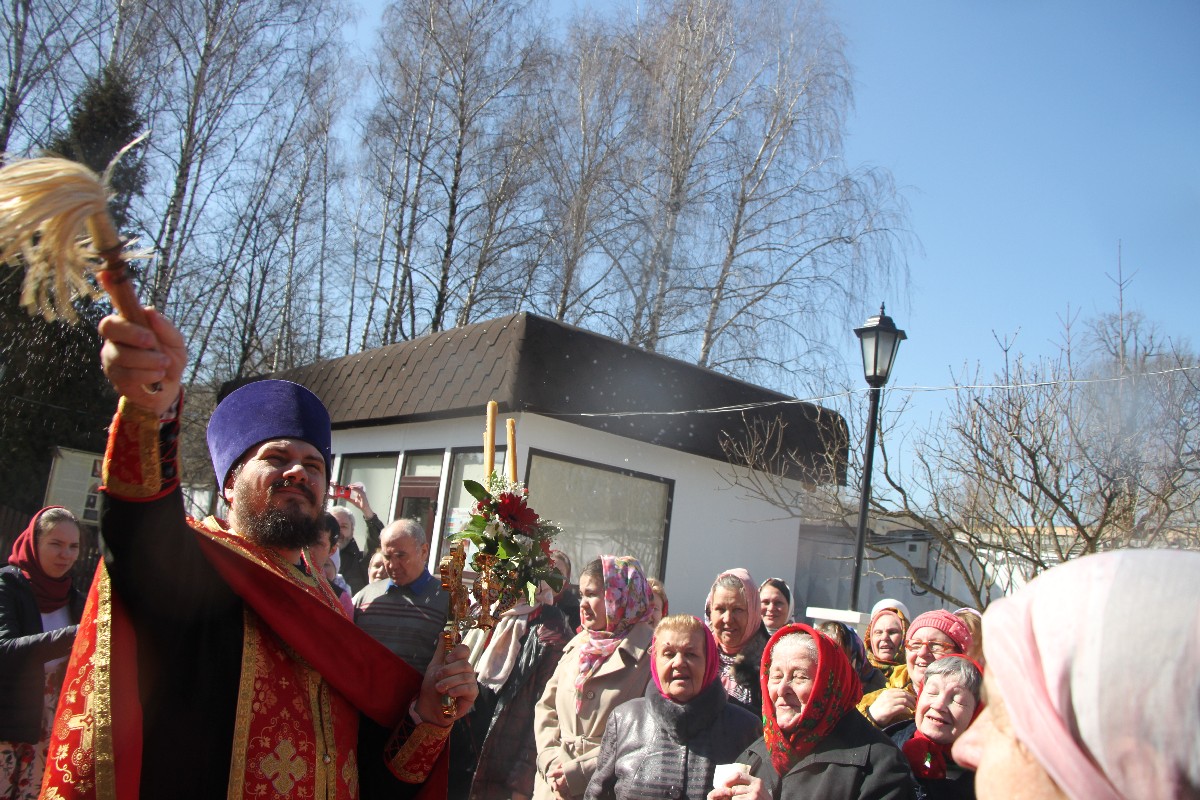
{"left": 101, "top": 399, "right": 171, "bottom": 501}
{"left": 40, "top": 562, "right": 143, "bottom": 800}
{"left": 386, "top": 720, "right": 452, "bottom": 783}
{"left": 193, "top": 519, "right": 424, "bottom": 729}
{"left": 41, "top": 517, "right": 448, "bottom": 800}
{"left": 233, "top": 612, "right": 361, "bottom": 799}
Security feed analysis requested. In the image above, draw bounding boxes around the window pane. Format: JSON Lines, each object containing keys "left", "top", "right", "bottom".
{"left": 399, "top": 496, "right": 434, "bottom": 533}
{"left": 337, "top": 454, "right": 398, "bottom": 549}
{"left": 441, "top": 451, "right": 488, "bottom": 545}
{"left": 403, "top": 452, "right": 443, "bottom": 477}
{"left": 527, "top": 453, "right": 671, "bottom": 579}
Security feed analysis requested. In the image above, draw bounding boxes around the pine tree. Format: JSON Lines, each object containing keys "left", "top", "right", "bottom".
{"left": 0, "top": 64, "right": 146, "bottom": 522}
{"left": 44, "top": 63, "right": 147, "bottom": 231}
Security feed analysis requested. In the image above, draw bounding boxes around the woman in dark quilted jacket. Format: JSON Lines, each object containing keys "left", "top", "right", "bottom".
{"left": 1, "top": 507, "right": 85, "bottom": 800}
{"left": 585, "top": 614, "right": 761, "bottom": 800}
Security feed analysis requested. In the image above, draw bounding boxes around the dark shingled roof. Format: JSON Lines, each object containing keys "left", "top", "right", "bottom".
{"left": 224, "top": 313, "right": 847, "bottom": 484}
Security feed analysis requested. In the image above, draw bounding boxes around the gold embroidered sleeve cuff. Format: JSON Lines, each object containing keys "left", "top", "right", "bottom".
{"left": 103, "top": 395, "right": 181, "bottom": 500}
{"left": 383, "top": 718, "right": 451, "bottom": 784}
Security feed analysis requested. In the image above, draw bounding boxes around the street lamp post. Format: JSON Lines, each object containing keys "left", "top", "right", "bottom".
{"left": 850, "top": 304, "right": 906, "bottom": 611}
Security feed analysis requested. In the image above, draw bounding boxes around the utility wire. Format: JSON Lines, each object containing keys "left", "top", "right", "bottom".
{"left": 553, "top": 363, "right": 1200, "bottom": 419}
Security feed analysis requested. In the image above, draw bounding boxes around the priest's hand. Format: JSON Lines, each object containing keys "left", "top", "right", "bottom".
{"left": 99, "top": 308, "right": 186, "bottom": 417}
{"left": 414, "top": 641, "right": 477, "bottom": 726}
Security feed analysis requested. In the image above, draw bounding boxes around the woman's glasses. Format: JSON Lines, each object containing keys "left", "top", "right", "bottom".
{"left": 906, "top": 639, "right": 957, "bottom": 656}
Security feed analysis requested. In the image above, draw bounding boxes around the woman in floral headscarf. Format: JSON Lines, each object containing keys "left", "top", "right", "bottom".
{"left": 705, "top": 568, "right": 769, "bottom": 713}
{"left": 710, "top": 623, "right": 915, "bottom": 800}
{"left": 534, "top": 556, "right": 655, "bottom": 800}
{"left": 1, "top": 507, "right": 85, "bottom": 800}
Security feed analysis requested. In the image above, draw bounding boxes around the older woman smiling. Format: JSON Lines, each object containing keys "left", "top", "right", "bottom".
{"left": 890, "top": 656, "right": 982, "bottom": 800}
{"left": 709, "top": 623, "right": 914, "bottom": 800}
{"left": 861, "top": 609, "right": 972, "bottom": 730}
{"left": 868, "top": 607, "right": 907, "bottom": 671}
{"left": 705, "top": 569, "right": 768, "bottom": 713}
{"left": 585, "top": 615, "right": 759, "bottom": 799}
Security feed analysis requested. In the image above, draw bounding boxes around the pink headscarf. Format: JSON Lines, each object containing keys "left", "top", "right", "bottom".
{"left": 574, "top": 555, "right": 653, "bottom": 710}
{"left": 704, "top": 568, "right": 763, "bottom": 653}
{"left": 984, "top": 549, "right": 1200, "bottom": 800}
{"left": 650, "top": 617, "right": 720, "bottom": 701}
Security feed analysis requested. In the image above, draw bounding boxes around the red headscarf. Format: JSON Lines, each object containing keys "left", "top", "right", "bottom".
{"left": 760, "top": 623, "right": 863, "bottom": 776}
{"left": 7, "top": 506, "right": 75, "bottom": 613}
{"left": 650, "top": 617, "right": 720, "bottom": 702}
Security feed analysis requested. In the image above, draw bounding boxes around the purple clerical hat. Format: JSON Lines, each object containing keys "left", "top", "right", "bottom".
{"left": 206, "top": 380, "right": 332, "bottom": 489}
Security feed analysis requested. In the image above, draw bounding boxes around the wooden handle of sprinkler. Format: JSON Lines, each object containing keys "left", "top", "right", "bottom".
{"left": 86, "top": 213, "right": 148, "bottom": 327}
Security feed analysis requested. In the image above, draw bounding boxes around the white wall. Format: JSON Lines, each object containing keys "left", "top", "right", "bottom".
{"left": 793, "top": 525, "right": 1003, "bottom": 621}
{"left": 331, "top": 412, "right": 809, "bottom": 619}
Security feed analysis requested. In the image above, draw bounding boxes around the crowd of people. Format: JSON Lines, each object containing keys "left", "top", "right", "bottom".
{"left": 1, "top": 302, "right": 1198, "bottom": 800}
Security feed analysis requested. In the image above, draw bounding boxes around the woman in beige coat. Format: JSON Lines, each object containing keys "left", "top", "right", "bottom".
{"left": 533, "top": 556, "right": 655, "bottom": 800}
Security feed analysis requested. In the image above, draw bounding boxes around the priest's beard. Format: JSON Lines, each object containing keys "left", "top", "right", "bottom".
{"left": 231, "top": 476, "right": 323, "bottom": 551}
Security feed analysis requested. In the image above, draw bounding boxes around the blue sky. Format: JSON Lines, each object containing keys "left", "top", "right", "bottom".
{"left": 830, "top": 0, "right": 1200, "bottom": 400}
{"left": 352, "top": 0, "right": 1200, "bottom": 414}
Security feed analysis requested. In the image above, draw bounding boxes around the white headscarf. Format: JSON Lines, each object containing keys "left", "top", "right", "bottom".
{"left": 983, "top": 549, "right": 1200, "bottom": 800}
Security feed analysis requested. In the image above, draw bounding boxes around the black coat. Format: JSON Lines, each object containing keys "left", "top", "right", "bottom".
{"left": 739, "top": 709, "right": 916, "bottom": 800}
{"left": 584, "top": 679, "right": 762, "bottom": 800}
{"left": 461, "top": 605, "right": 572, "bottom": 800}
{"left": 0, "top": 565, "right": 84, "bottom": 743}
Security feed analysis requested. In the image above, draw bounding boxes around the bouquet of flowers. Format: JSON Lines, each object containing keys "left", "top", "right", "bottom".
{"left": 452, "top": 472, "right": 565, "bottom": 610}
{"left": 437, "top": 405, "right": 566, "bottom": 716}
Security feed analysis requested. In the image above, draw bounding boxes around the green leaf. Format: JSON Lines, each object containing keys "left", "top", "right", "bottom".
{"left": 463, "top": 480, "right": 491, "bottom": 503}
{"left": 525, "top": 581, "right": 538, "bottom": 605}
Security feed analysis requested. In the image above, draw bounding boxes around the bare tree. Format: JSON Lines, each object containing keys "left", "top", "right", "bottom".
{"left": 527, "top": 15, "right": 640, "bottom": 325}
{"left": 547, "top": 0, "right": 908, "bottom": 385}
{"left": 1, "top": 0, "right": 110, "bottom": 157}
{"left": 128, "top": 0, "right": 349, "bottom": 382}
{"left": 694, "top": 3, "right": 903, "bottom": 386}
{"left": 613, "top": 0, "right": 739, "bottom": 352}
{"left": 357, "top": 0, "right": 548, "bottom": 343}
{"left": 110, "top": 0, "right": 348, "bottom": 314}
{"left": 722, "top": 299, "right": 1200, "bottom": 609}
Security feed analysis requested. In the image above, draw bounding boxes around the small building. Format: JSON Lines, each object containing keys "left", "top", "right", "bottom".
{"left": 243, "top": 312, "right": 851, "bottom": 616}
